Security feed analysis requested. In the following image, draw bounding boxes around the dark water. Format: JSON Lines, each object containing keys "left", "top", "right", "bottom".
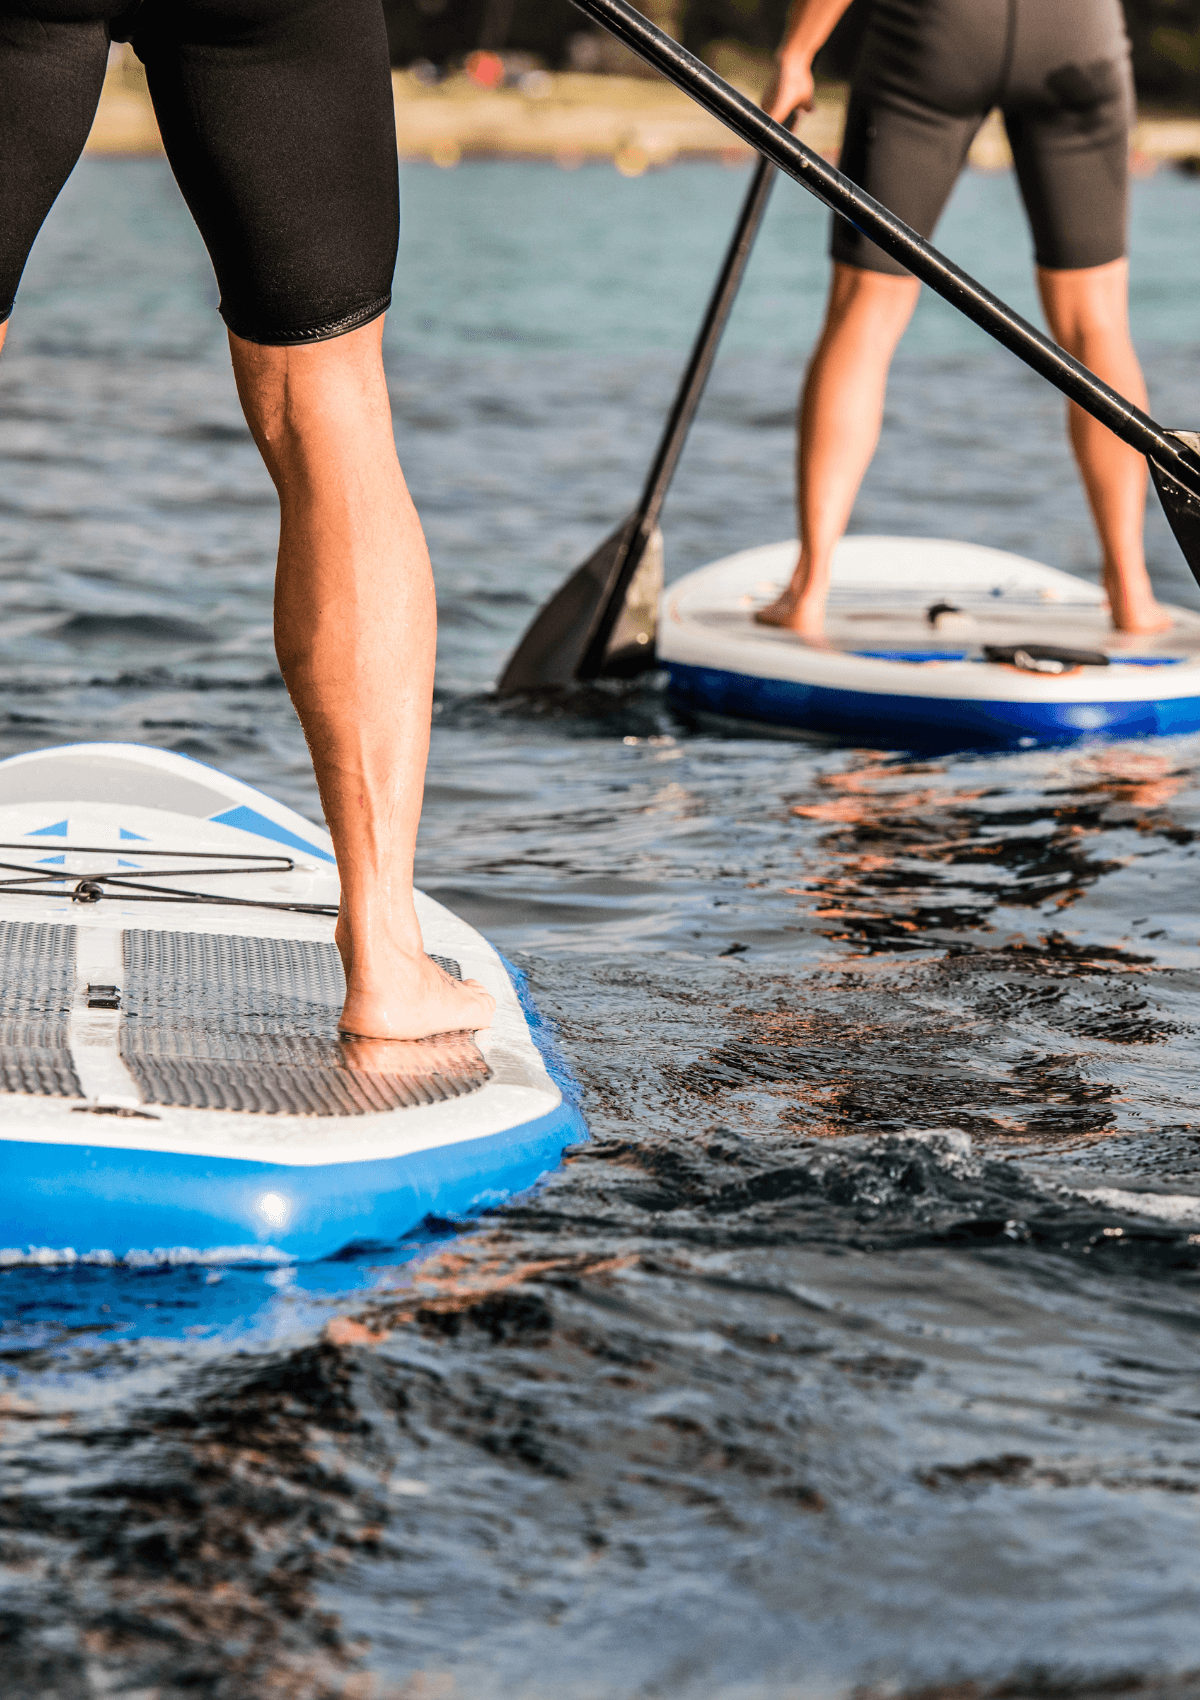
{"left": 3, "top": 159, "right": 1200, "bottom": 1698}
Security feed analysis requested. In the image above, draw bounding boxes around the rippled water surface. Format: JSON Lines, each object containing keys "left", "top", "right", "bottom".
{"left": 3, "top": 159, "right": 1200, "bottom": 1699}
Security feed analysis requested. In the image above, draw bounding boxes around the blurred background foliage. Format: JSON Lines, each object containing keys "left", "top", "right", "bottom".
{"left": 382, "top": 0, "right": 1200, "bottom": 108}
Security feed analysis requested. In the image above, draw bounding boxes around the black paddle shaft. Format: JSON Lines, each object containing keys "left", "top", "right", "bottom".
{"left": 498, "top": 144, "right": 783, "bottom": 692}
{"left": 567, "top": 0, "right": 1200, "bottom": 578}
{"left": 635, "top": 151, "right": 778, "bottom": 542}
{"left": 577, "top": 148, "right": 781, "bottom": 677}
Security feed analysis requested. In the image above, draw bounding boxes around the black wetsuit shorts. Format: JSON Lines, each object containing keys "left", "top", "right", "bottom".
{"left": 0, "top": 0, "right": 399, "bottom": 344}
{"left": 833, "top": 0, "right": 1134, "bottom": 275}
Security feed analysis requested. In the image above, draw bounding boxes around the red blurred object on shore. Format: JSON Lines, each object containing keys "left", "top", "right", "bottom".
{"left": 466, "top": 50, "right": 505, "bottom": 88}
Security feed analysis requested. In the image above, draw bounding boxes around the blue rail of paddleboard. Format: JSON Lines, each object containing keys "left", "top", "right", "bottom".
{"left": 501, "top": 950, "right": 582, "bottom": 1114}
{"left": 667, "top": 661, "right": 1200, "bottom": 750}
{"left": 0, "top": 957, "right": 587, "bottom": 1265}
{"left": 0, "top": 1098, "right": 584, "bottom": 1265}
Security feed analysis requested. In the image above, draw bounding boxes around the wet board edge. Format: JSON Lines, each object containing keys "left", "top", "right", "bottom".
{"left": 659, "top": 538, "right": 1200, "bottom": 728}
{"left": 0, "top": 954, "right": 588, "bottom": 1261}
{"left": 0, "top": 1095, "right": 585, "bottom": 1264}
{"left": 661, "top": 612, "right": 1200, "bottom": 706}
{"left": 666, "top": 661, "right": 1200, "bottom": 749}
{"left": 0, "top": 744, "right": 590, "bottom": 1257}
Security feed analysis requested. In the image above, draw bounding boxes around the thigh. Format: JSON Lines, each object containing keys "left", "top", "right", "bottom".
{"left": 831, "top": 88, "right": 979, "bottom": 275}
{"left": 132, "top": 0, "right": 399, "bottom": 345}
{"left": 833, "top": 0, "right": 1011, "bottom": 275}
{"left": 1004, "top": 0, "right": 1133, "bottom": 270}
{"left": 0, "top": 9, "right": 111, "bottom": 323}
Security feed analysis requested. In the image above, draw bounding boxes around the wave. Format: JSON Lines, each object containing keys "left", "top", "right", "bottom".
{"left": 502, "top": 1126, "right": 1200, "bottom": 1277}
{"left": 0, "top": 1243, "right": 293, "bottom": 1269}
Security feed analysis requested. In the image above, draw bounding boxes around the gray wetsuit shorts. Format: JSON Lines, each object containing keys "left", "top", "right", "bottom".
{"left": 833, "top": 0, "right": 1134, "bottom": 274}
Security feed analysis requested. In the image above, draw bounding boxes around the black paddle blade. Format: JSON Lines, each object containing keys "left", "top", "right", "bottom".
{"left": 588, "top": 526, "right": 662, "bottom": 678}
{"left": 496, "top": 518, "right": 661, "bottom": 695}
{"left": 1150, "top": 431, "right": 1200, "bottom": 590}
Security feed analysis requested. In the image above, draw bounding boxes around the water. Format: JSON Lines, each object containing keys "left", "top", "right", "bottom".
{"left": 2, "top": 158, "right": 1200, "bottom": 1697}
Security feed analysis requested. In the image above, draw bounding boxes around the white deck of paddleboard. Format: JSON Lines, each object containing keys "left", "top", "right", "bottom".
{"left": 660, "top": 538, "right": 1200, "bottom": 703}
{"left": 0, "top": 744, "right": 561, "bottom": 1168}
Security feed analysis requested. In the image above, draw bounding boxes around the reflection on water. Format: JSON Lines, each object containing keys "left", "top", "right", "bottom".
{"left": 2, "top": 161, "right": 1200, "bottom": 1696}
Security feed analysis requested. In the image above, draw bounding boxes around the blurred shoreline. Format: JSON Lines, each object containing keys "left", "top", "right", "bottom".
{"left": 86, "top": 51, "right": 1200, "bottom": 174}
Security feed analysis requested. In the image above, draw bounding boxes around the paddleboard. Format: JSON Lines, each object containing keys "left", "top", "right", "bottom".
{"left": 0, "top": 743, "right": 584, "bottom": 1268}
{"left": 658, "top": 537, "right": 1200, "bottom": 748}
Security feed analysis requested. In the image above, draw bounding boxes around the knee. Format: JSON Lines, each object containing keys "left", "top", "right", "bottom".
{"left": 1038, "top": 259, "right": 1131, "bottom": 352}
{"left": 824, "top": 264, "right": 920, "bottom": 348}
{"left": 230, "top": 321, "right": 392, "bottom": 482}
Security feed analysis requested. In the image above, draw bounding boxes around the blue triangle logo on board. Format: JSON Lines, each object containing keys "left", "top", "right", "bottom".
{"left": 119, "top": 828, "right": 147, "bottom": 841}
{"left": 26, "top": 820, "right": 68, "bottom": 837}
{"left": 208, "top": 806, "right": 335, "bottom": 864}
{"left": 37, "top": 855, "right": 66, "bottom": 865}
{"left": 117, "top": 859, "right": 140, "bottom": 868}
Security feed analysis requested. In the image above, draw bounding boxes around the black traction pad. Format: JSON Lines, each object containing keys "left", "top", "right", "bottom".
{"left": 0, "top": 920, "right": 82, "bottom": 1098}
{"left": 120, "top": 930, "right": 490, "bottom": 1117}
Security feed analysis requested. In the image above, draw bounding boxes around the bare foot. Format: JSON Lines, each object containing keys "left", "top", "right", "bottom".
{"left": 339, "top": 946, "right": 496, "bottom": 1041}
{"left": 340, "top": 1029, "right": 491, "bottom": 1087}
{"left": 1104, "top": 567, "right": 1172, "bottom": 635}
{"left": 753, "top": 589, "right": 829, "bottom": 642}
{"left": 1109, "top": 602, "right": 1172, "bottom": 636}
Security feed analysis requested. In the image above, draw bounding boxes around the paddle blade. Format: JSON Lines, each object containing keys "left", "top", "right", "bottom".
{"left": 496, "top": 519, "right": 661, "bottom": 694}
{"left": 1150, "top": 431, "right": 1200, "bottom": 590}
{"left": 592, "top": 529, "right": 662, "bottom": 678}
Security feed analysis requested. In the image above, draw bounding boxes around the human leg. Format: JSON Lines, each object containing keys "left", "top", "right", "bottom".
{"left": 229, "top": 319, "right": 494, "bottom": 1039}
{"left": 135, "top": 0, "right": 492, "bottom": 1035}
{"left": 758, "top": 53, "right": 980, "bottom": 638}
{"left": 1003, "top": 0, "right": 1158, "bottom": 629}
{"left": 1037, "top": 262, "right": 1164, "bottom": 635}
{"left": 755, "top": 263, "right": 919, "bottom": 636}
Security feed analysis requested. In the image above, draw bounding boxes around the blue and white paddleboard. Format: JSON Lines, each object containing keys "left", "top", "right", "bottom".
{"left": 659, "top": 537, "right": 1200, "bottom": 748}
{"left": 0, "top": 743, "right": 583, "bottom": 1268}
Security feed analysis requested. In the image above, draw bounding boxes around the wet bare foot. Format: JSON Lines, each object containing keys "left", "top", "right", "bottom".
{"left": 1109, "top": 603, "right": 1172, "bottom": 636}
{"left": 338, "top": 942, "right": 496, "bottom": 1041}
{"left": 1104, "top": 568, "right": 1172, "bottom": 635}
{"left": 340, "top": 1028, "right": 491, "bottom": 1085}
{"left": 753, "top": 589, "right": 830, "bottom": 643}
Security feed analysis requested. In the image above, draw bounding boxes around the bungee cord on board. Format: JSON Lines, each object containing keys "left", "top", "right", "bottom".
{"left": 0, "top": 844, "right": 340, "bottom": 917}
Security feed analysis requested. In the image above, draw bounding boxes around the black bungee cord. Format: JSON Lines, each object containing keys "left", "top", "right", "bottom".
{"left": 0, "top": 843, "right": 340, "bottom": 918}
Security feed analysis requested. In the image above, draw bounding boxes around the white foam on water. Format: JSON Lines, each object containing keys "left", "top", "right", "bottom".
{"left": 1077, "top": 1186, "right": 1200, "bottom": 1226}
{"left": 0, "top": 1246, "right": 115, "bottom": 1268}
{"left": 900, "top": 1127, "right": 972, "bottom": 1155}
{"left": 124, "top": 1245, "right": 295, "bottom": 1267}
{"left": 0, "top": 1243, "right": 295, "bottom": 1269}
{"left": 894, "top": 1127, "right": 981, "bottom": 1174}
{"left": 389, "top": 1477, "right": 432, "bottom": 1498}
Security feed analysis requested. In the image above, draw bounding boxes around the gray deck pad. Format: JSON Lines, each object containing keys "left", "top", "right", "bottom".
{"left": 0, "top": 920, "right": 82, "bottom": 1098}
{"left": 120, "top": 930, "right": 489, "bottom": 1117}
